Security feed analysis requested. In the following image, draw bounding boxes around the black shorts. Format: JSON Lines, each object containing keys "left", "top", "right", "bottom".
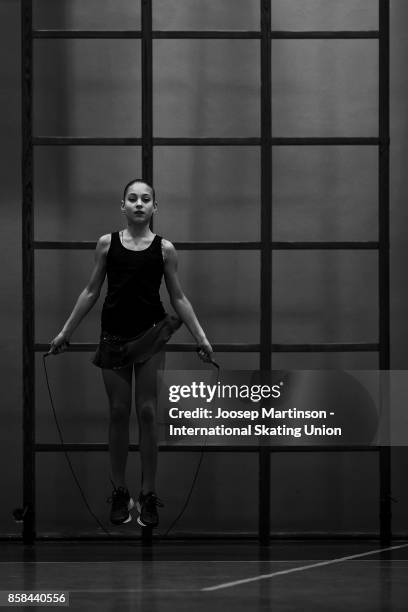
{"left": 91, "top": 314, "right": 182, "bottom": 370}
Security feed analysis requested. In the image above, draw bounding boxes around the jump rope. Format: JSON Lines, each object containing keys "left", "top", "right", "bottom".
{"left": 37, "top": 346, "right": 220, "bottom": 540}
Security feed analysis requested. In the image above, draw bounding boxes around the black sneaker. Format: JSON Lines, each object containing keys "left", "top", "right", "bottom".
{"left": 136, "top": 491, "right": 164, "bottom": 528}
{"left": 106, "top": 486, "right": 134, "bottom": 525}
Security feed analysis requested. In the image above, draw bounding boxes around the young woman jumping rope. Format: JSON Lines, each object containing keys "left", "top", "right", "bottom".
{"left": 49, "top": 179, "right": 214, "bottom": 528}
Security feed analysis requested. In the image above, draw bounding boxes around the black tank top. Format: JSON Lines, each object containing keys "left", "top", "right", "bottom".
{"left": 101, "top": 231, "right": 166, "bottom": 337}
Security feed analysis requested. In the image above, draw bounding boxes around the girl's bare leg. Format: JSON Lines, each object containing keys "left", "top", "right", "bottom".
{"left": 134, "top": 349, "right": 166, "bottom": 493}
{"left": 102, "top": 365, "right": 133, "bottom": 489}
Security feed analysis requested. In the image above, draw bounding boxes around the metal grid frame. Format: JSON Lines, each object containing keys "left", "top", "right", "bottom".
{"left": 22, "top": 0, "right": 391, "bottom": 545}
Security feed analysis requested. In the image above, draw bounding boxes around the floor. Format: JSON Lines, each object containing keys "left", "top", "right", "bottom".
{"left": 1, "top": 540, "right": 407, "bottom": 611}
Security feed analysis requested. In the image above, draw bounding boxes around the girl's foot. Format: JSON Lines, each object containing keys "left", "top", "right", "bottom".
{"left": 106, "top": 486, "right": 134, "bottom": 525}
{"left": 136, "top": 491, "right": 164, "bottom": 528}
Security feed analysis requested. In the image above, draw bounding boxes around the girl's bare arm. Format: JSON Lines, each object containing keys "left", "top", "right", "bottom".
{"left": 162, "top": 239, "right": 213, "bottom": 361}
{"left": 49, "top": 234, "right": 110, "bottom": 354}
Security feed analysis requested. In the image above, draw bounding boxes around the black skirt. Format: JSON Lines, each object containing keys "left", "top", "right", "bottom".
{"left": 91, "top": 314, "right": 182, "bottom": 370}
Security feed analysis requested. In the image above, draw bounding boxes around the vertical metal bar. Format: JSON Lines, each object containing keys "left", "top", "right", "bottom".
{"left": 22, "top": 0, "right": 35, "bottom": 545}
{"left": 141, "top": 0, "right": 153, "bottom": 191}
{"left": 141, "top": 0, "right": 154, "bottom": 545}
{"left": 259, "top": 0, "right": 272, "bottom": 545}
{"left": 378, "top": 0, "right": 391, "bottom": 545}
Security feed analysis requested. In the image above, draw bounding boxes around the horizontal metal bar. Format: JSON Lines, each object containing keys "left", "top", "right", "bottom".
{"left": 154, "top": 137, "right": 262, "bottom": 146}
{"left": 33, "top": 29, "right": 142, "bottom": 39}
{"left": 34, "top": 240, "right": 378, "bottom": 251}
{"left": 36, "top": 443, "right": 258, "bottom": 452}
{"left": 33, "top": 137, "right": 260, "bottom": 146}
{"left": 273, "top": 241, "right": 379, "bottom": 250}
{"left": 33, "top": 137, "right": 381, "bottom": 147}
{"left": 155, "top": 30, "right": 261, "bottom": 39}
{"left": 32, "top": 29, "right": 380, "bottom": 40}
{"left": 272, "top": 343, "right": 379, "bottom": 352}
{"left": 271, "top": 30, "right": 379, "bottom": 39}
{"left": 4, "top": 532, "right": 400, "bottom": 541}
{"left": 36, "top": 343, "right": 259, "bottom": 353}
{"left": 157, "top": 30, "right": 380, "bottom": 40}
{"left": 35, "top": 342, "right": 379, "bottom": 353}
{"left": 272, "top": 137, "right": 380, "bottom": 146}
{"left": 35, "top": 443, "right": 381, "bottom": 452}
{"left": 33, "top": 137, "right": 142, "bottom": 146}
{"left": 34, "top": 240, "right": 260, "bottom": 250}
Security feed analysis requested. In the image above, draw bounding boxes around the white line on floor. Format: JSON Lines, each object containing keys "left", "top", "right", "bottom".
{"left": 201, "top": 542, "right": 408, "bottom": 592}
{"left": 1, "top": 557, "right": 408, "bottom": 564}
{"left": 69, "top": 588, "right": 197, "bottom": 592}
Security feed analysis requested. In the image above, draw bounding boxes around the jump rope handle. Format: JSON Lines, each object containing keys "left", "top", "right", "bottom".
{"left": 196, "top": 347, "right": 220, "bottom": 369}
{"left": 43, "top": 340, "right": 70, "bottom": 358}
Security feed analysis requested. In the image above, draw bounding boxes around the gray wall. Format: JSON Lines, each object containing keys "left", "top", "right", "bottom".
{"left": 2, "top": 0, "right": 408, "bottom": 536}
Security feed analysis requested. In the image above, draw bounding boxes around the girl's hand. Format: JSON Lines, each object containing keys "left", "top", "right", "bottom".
{"left": 196, "top": 338, "right": 214, "bottom": 364}
{"left": 48, "top": 332, "right": 71, "bottom": 355}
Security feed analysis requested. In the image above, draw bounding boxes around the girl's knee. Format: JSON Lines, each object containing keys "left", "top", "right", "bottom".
{"left": 110, "top": 402, "right": 131, "bottom": 422}
{"left": 138, "top": 402, "right": 156, "bottom": 426}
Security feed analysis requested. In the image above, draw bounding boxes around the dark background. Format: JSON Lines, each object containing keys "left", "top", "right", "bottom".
{"left": 2, "top": 0, "right": 408, "bottom": 536}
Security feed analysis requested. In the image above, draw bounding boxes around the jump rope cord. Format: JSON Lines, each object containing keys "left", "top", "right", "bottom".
{"left": 42, "top": 351, "right": 220, "bottom": 540}
{"left": 160, "top": 358, "right": 220, "bottom": 539}
{"left": 42, "top": 353, "right": 112, "bottom": 537}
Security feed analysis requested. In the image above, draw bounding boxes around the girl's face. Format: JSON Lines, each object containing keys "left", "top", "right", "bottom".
{"left": 121, "top": 182, "right": 157, "bottom": 223}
